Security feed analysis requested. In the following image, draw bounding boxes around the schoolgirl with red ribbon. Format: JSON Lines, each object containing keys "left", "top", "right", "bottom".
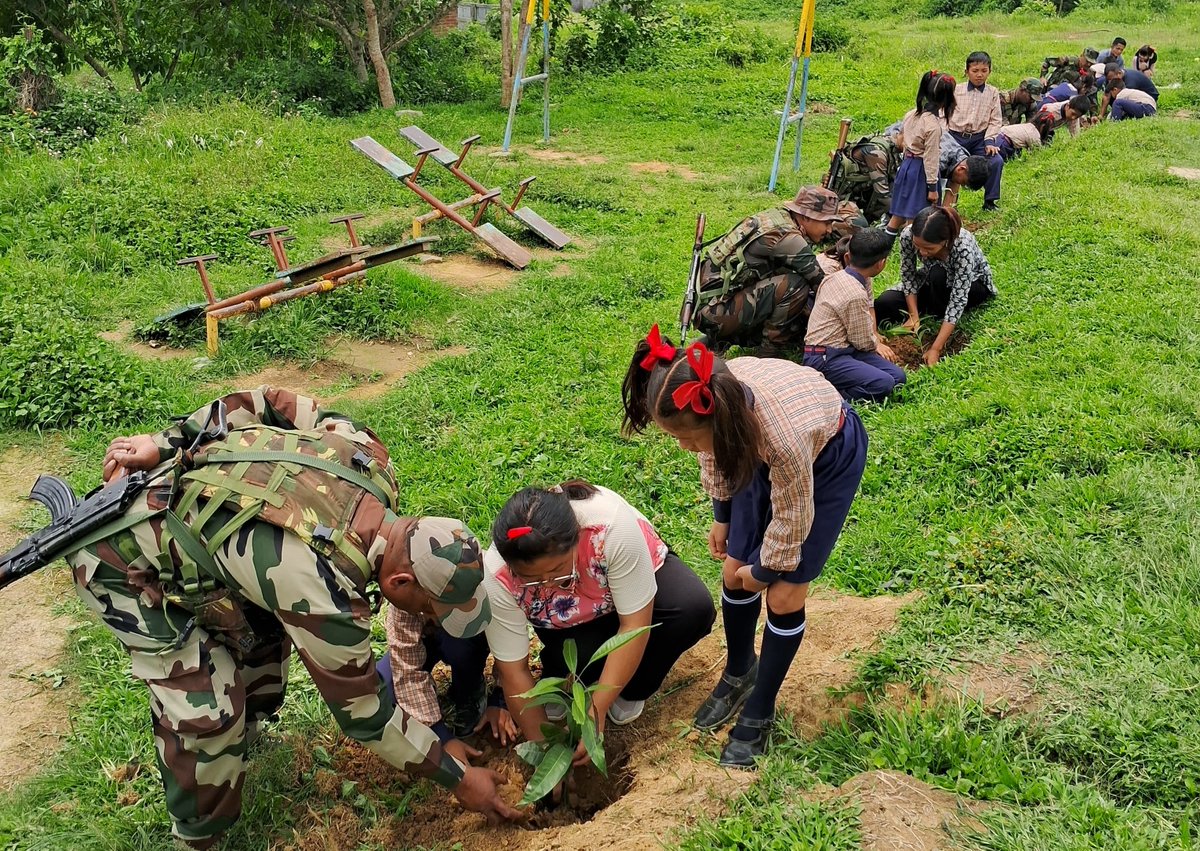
{"left": 621, "top": 326, "right": 868, "bottom": 768}
{"left": 480, "top": 480, "right": 714, "bottom": 770}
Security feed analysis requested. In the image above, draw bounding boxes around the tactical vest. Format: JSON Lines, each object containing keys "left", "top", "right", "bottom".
{"left": 702, "top": 207, "right": 799, "bottom": 297}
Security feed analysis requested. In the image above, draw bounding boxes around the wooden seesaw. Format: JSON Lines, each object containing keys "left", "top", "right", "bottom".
{"left": 398, "top": 125, "right": 571, "bottom": 250}
{"left": 173, "top": 215, "right": 434, "bottom": 356}
{"left": 349, "top": 135, "right": 533, "bottom": 270}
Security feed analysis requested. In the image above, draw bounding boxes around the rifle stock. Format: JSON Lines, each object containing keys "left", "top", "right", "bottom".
{"left": 678, "top": 213, "right": 707, "bottom": 342}
{"left": 823, "top": 117, "right": 854, "bottom": 190}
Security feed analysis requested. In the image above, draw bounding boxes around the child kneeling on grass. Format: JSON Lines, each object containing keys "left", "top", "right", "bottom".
{"left": 803, "top": 228, "right": 906, "bottom": 402}
{"left": 874, "top": 206, "right": 995, "bottom": 366}
{"left": 621, "top": 332, "right": 867, "bottom": 768}
{"left": 483, "top": 479, "right": 714, "bottom": 767}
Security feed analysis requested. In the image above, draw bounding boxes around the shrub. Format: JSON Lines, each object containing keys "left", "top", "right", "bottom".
{"left": 31, "top": 81, "right": 144, "bottom": 151}
{"left": 389, "top": 27, "right": 500, "bottom": 104}
{"left": 0, "top": 302, "right": 170, "bottom": 431}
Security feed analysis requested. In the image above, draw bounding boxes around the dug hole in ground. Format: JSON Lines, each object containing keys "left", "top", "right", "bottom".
{"left": 284, "top": 590, "right": 918, "bottom": 851}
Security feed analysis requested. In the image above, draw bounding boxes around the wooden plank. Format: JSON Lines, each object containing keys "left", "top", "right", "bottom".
{"left": 512, "top": 207, "right": 572, "bottom": 249}
{"left": 350, "top": 136, "right": 415, "bottom": 180}
{"left": 358, "top": 238, "right": 439, "bottom": 269}
{"left": 276, "top": 246, "right": 367, "bottom": 284}
{"left": 476, "top": 223, "right": 532, "bottom": 269}
{"left": 398, "top": 126, "right": 458, "bottom": 167}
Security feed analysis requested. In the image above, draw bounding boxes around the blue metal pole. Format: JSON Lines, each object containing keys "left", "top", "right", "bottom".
{"left": 792, "top": 56, "right": 811, "bottom": 172}
{"left": 541, "top": 18, "right": 551, "bottom": 142}
{"left": 502, "top": 23, "right": 535, "bottom": 152}
{"left": 768, "top": 56, "right": 799, "bottom": 192}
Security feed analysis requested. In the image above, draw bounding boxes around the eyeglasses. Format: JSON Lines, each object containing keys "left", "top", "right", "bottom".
{"left": 516, "top": 552, "right": 578, "bottom": 590}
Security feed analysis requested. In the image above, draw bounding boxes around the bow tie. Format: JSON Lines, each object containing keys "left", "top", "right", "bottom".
{"left": 968, "top": 83, "right": 986, "bottom": 92}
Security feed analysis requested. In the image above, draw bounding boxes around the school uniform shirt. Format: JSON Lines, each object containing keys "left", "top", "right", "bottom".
{"left": 998, "top": 122, "right": 1042, "bottom": 150}
{"left": 890, "top": 226, "right": 996, "bottom": 326}
{"left": 384, "top": 607, "right": 447, "bottom": 725}
{"left": 1133, "top": 55, "right": 1156, "bottom": 76}
{"left": 482, "top": 486, "right": 667, "bottom": 663}
{"left": 1121, "top": 68, "right": 1159, "bottom": 100}
{"left": 900, "top": 108, "right": 944, "bottom": 186}
{"left": 1040, "top": 100, "right": 1080, "bottom": 137}
{"left": 805, "top": 268, "right": 877, "bottom": 352}
{"left": 1114, "top": 88, "right": 1157, "bottom": 109}
{"left": 1097, "top": 48, "right": 1125, "bottom": 68}
{"left": 698, "top": 357, "right": 843, "bottom": 576}
{"left": 948, "top": 82, "right": 1003, "bottom": 144}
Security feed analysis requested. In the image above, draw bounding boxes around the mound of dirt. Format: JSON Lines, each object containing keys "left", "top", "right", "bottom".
{"left": 827, "top": 770, "right": 988, "bottom": 850}
{"left": 283, "top": 589, "right": 916, "bottom": 851}
{"left": 0, "top": 441, "right": 76, "bottom": 790}
{"left": 942, "top": 649, "right": 1046, "bottom": 717}
{"left": 883, "top": 331, "right": 969, "bottom": 371}
{"left": 411, "top": 254, "right": 518, "bottom": 292}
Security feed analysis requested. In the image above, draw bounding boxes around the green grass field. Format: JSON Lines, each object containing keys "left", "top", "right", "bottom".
{"left": 2, "top": 0, "right": 1200, "bottom": 847}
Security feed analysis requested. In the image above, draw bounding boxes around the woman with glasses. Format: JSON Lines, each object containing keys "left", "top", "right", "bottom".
{"left": 483, "top": 481, "right": 715, "bottom": 763}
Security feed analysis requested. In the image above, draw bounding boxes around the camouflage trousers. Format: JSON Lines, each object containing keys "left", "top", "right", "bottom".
{"left": 694, "top": 273, "right": 815, "bottom": 354}
{"left": 72, "top": 538, "right": 291, "bottom": 848}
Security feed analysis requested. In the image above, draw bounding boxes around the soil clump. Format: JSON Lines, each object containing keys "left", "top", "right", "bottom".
{"left": 884, "top": 331, "right": 969, "bottom": 371}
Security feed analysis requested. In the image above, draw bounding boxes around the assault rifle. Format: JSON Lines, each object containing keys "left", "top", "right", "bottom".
{"left": 822, "top": 118, "right": 854, "bottom": 191}
{"left": 678, "top": 213, "right": 707, "bottom": 342}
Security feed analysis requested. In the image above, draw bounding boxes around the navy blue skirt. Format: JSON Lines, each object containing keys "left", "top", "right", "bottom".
{"left": 889, "top": 156, "right": 932, "bottom": 220}
{"left": 725, "top": 406, "right": 868, "bottom": 585}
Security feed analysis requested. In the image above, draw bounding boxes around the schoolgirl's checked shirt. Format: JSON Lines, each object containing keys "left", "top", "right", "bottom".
{"left": 698, "top": 357, "right": 844, "bottom": 581}
{"left": 482, "top": 486, "right": 667, "bottom": 663}
{"left": 891, "top": 226, "right": 996, "bottom": 326}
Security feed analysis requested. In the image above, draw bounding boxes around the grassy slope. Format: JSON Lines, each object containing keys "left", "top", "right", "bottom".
{"left": 2, "top": 2, "right": 1200, "bottom": 848}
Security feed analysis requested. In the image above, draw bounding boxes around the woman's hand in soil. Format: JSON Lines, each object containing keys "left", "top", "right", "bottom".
{"left": 474, "top": 707, "right": 519, "bottom": 746}
{"left": 923, "top": 345, "right": 943, "bottom": 366}
{"left": 102, "top": 434, "right": 159, "bottom": 483}
{"left": 734, "top": 564, "right": 769, "bottom": 593}
{"left": 445, "top": 738, "right": 482, "bottom": 767}
{"left": 708, "top": 522, "right": 729, "bottom": 560}
{"left": 453, "top": 766, "right": 521, "bottom": 823}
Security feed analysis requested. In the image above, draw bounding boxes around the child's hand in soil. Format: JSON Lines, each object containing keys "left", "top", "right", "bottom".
{"left": 445, "top": 738, "right": 482, "bottom": 767}
{"left": 474, "top": 707, "right": 519, "bottom": 746}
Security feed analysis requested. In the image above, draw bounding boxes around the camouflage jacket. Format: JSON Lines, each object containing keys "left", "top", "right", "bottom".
{"left": 700, "top": 207, "right": 823, "bottom": 299}
{"left": 69, "top": 387, "right": 467, "bottom": 789}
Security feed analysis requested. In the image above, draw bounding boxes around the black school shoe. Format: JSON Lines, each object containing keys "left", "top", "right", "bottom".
{"left": 693, "top": 660, "right": 759, "bottom": 731}
{"left": 982, "top": 200, "right": 1000, "bottom": 212}
{"left": 719, "top": 714, "right": 774, "bottom": 769}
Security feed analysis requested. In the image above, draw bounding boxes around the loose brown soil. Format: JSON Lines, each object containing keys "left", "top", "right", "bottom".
{"left": 629, "top": 161, "right": 700, "bottom": 181}
{"left": 523, "top": 149, "right": 608, "bottom": 166}
{"left": 282, "top": 589, "right": 916, "bottom": 851}
{"left": 0, "top": 440, "right": 76, "bottom": 790}
{"left": 223, "top": 337, "right": 469, "bottom": 402}
{"left": 814, "top": 770, "right": 989, "bottom": 850}
{"left": 1169, "top": 166, "right": 1200, "bottom": 180}
{"left": 941, "top": 648, "right": 1047, "bottom": 718}
{"left": 411, "top": 254, "right": 518, "bottom": 292}
{"left": 808, "top": 101, "right": 838, "bottom": 115}
{"left": 883, "top": 331, "right": 969, "bottom": 371}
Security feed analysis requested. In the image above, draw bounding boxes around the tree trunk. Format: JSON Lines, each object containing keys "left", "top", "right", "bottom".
{"left": 300, "top": 10, "right": 370, "bottom": 84}
{"left": 500, "top": 0, "right": 514, "bottom": 107}
{"left": 362, "top": 0, "right": 396, "bottom": 108}
{"left": 24, "top": 7, "right": 115, "bottom": 87}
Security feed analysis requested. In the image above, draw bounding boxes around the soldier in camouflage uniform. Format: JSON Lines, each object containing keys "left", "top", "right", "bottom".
{"left": 827, "top": 134, "right": 902, "bottom": 224}
{"left": 72, "top": 387, "right": 518, "bottom": 849}
{"left": 1041, "top": 48, "right": 1099, "bottom": 88}
{"left": 1000, "top": 78, "right": 1045, "bottom": 125}
{"left": 693, "top": 185, "right": 840, "bottom": 356}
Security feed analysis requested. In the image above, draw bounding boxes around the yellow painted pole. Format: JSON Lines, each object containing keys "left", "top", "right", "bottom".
{"left": 205, "top": 315, "right": 219, "bottom": 357}
{"left": 524, "top": 0, "right": 536, "bottom": 27}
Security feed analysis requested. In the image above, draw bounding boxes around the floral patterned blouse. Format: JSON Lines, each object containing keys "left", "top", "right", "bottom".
{"left": 482, "top": 486, "right": 667, "bottom": 663}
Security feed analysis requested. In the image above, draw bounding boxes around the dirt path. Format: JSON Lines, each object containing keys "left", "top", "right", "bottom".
{"left": 282, "top": 589, "right": 919, "bottom": 851}
{"left": 0, "top": 441, "right": 76, "bottom": 791}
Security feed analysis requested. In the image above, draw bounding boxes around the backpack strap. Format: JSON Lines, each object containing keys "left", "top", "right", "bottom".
{"left": 191, "top": 450, "right": 395, "bottom": 511}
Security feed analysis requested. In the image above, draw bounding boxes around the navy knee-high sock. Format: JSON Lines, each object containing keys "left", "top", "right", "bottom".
{"left": 731, "top": 606, "right": 806, "bottom": 740}
{"left": 713, "top": 583, "right": 761, "bottom": 698}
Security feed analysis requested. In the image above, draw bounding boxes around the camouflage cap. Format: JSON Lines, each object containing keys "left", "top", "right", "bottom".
{"left": 1083, "top": 47, "right": 1100, "bottom": 62}
{"left": 782, "top": 185, "right": 842, "bottom": 222}
{"left": 387, "top": 515, "right": 491, "bottom": 638}
{"left": 1020, "top": 77, "right": 1045, "bottom": 97}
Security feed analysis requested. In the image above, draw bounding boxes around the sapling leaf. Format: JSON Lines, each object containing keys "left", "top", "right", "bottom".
{"left": 523, "top": 691, "right": 570, "bottom": 710}
{"left": 563, "top": 638, "right": 578, "bottom": 675}
{"left": 582, "top": 624, "right": 656, "bottom": 673}
{"left": 571, "top": 681, "right": 588, "bottom": 726}
{"left": 540, "top": 722, "right": 572, "bottom": 746}
{"left": 518, "top": 676, "right": 568, "bottom": 700}
{"left": 515, "top": 740, "right": 547, "bottom": 768}
{"left": 518, "top": 743, "right": 573, "bottom": 806}
{"left": 582, "top": 719, "right": 607, "bottom": 776}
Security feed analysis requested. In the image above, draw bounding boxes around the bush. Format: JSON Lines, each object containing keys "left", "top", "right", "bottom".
{"left": 159, "top": 61, "right": 376, "bottom": 117}
{"left": 389, "top": 27, "right": 500, "bottom": 103}
{"left": 0, "top": 303, "right": 170, "bottom": 431}
{"left": 31, "top": 81, "right": 143, "bottom": 150}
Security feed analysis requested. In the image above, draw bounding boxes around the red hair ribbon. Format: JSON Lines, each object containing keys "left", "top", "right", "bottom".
{"left": 930, "top": 68, "right": 940, "bottom": 76}
{"left": 507, "top": 526, "right": 533, "bottom": 540}
{"left": 671, "top": 342, "right": 716, "bottom": 415}
{"left": 639, "top": 324, "right": 677, "bottom": 371}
